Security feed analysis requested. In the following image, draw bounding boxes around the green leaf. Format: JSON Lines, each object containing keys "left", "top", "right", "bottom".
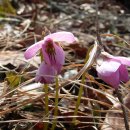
{"left": 0, "top": 0, "right": 16, "bottom": 14}
{"left": 6, "top": 71, "right": 21, "bottom": 88}
{"left": 76, "top": 41, "right": 99, "bottom": 79}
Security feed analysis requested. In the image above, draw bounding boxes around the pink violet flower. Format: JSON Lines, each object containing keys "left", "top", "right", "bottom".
{"left": 24, "top": 31, "right": 76, "bottom": 83}
{"left": 96, "top": 52, "right": 130, "bottom": 89}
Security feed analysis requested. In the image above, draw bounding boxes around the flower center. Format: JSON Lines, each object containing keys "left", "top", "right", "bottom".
{"left": 46, "top": 41, "right": 56, "bottom": 62}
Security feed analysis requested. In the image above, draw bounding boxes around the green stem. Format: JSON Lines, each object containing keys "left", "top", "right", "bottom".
{"left": 72, "top": 49, "right": 90, "bottom": 125}
{"left": 44, "top": 84, "right": 49, "bottom": 130}
{"left": 72, "top": 73, "right": 86, "bottom": 125}
{"left": 40, "top": 49, "right": 44, "bottom": 61}
{"left": 40, "top": 48, "right": 48, "bottom": 129}
{"left": 51, "top": 77, "right": 59, "bottom": 130}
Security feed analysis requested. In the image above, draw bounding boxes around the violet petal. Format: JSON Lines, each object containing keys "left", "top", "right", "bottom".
{"left": 101, "top": 52, "right": 130, "bottom": 66}
{"left": 114, "top": 56, "right": 130, "bottom": 66}
{"left": 96, "top": 60, "right": 121, "bottom": 88}
{"left": 96, "top": 60, "right": 121, "bottom": 76}
{"left": 44, "top": 31, "right": 76, "bottom": 44}
{"left": 24, "top": 40, "right": 45, "bottom": 59}
{"left": 98, "top": 69, "right": 120, "bottom": 88}
{"left": 35, "top": 62, "right": 56, "bottom": 84}
{"left": 42, "top": 39, "right": 65, "bottom": 73}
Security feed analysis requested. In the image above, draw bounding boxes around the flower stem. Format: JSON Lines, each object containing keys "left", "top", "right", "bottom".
{"left": 72, "top": 49, "right": 91, "bottom": 125}
{"left": 116, "top": 89, "right": 129, "bottom": 130}
{"left": 51, "top": 77, "right": 59, "bottom": 130}
{"left": 72, "top": 48, "right": 91, "bottom": 124}
{"left": 72, "top": 72, "right": 86, "bottom": 124}
{"left": 44, "top": 84, "right": 49, "bottom": 130}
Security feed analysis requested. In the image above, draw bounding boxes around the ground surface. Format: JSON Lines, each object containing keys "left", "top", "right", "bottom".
{"left": 0, "top": 0, "right": 130, "bottom": 130}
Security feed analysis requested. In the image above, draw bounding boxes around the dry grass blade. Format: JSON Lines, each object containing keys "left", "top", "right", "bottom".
{"left": 0, "top": 41, "right": 99, "bottom": 115}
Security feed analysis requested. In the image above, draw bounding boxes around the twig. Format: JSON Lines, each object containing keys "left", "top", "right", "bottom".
{"left": 95, "top": 0, "right": 102, "bottom": 45}
{"left": 0, "top": 42, "right": 99, "bottom": 116}
{"left": 116, "top": 89, "right": 130, "bottom": 130}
